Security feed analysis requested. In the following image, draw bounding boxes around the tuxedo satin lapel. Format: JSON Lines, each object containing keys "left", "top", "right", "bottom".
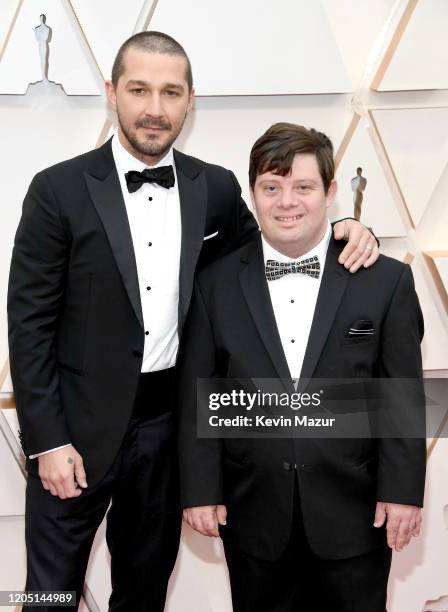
{"left": 239, "top": 240, "right": 293, "bottom": 393}
{"left": 298, "top": 238, "right": 349, "bottom": 388}
{"left": 84, "top": 167, "right": 144, "bottom": 329}
{"left": 175, "top": 151, "right": 208, "bottom": 334}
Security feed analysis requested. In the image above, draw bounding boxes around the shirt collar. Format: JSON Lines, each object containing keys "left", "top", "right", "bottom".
{"left": 262, "top": 220, "right": 332, "bottom": 265}
{"left": 112, "top": 132, "right": 175, "bottom": 176}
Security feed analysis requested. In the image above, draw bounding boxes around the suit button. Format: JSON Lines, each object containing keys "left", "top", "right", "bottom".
{"left": 283, "top": 461, "right": 293, "bottom": 471}
{"left": 133, "top": 350, "right": 143, "bottom": 358}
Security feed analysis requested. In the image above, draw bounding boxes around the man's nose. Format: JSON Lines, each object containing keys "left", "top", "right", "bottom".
{"left": 144, "top": 94, "right": 163, "bottom": 117}
{"left": 278, "top": 188, "right": 297, "bottom": 208}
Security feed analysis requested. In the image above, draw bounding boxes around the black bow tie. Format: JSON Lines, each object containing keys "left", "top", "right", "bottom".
{"left": 125, "top": 166, "right": 175, "bottom": 193}
{"left": 265, "top": 255, "right": 321, "bottom": 281}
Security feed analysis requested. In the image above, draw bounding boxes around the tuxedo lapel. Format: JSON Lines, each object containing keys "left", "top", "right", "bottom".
{"left": 299, "top": 237, "right": 350, "bottom": 386}
{"left": 239, "top": 238, "right": 293, "bottom": 393}
{"left": 84, "top": 140, "right": 143, "bottom": 329}
{"left": 175, "top": 150, "right": 208, "bottom": 334}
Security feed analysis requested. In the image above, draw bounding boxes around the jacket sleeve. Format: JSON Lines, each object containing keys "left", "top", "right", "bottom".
{"left": 177, "top": 278, "right": 224, "bottom": 508}
{"left": 331, "top": 217, "right": 380, "bottom": 247}
{"left": 7, "top": 170, "right": 71, "bottom": 456}
{"left": 228, "top": 170, "right": 259, "bottom": 248}
{"left": 375, "top": 264, "right": 426, "bottom": 506}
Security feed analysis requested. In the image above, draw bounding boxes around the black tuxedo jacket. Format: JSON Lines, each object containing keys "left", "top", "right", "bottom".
{"left": 177, "top": 235, "right": 426, "bottom": 561}
{"left": 7, "top": 138, "right": 259, "bottom": 485}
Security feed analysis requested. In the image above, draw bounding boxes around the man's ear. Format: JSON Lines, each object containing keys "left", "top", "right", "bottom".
{"left": 187, "top": 87, "right": 195, "bottom": 112}
{"left": 326, "top": 179, "right": 337, "bottom": 209}
{"left": 105, "top": 80, "right": 117, "bottom": 111}
{"left": 249, "top": 187, "right": 256, "bottom": 211}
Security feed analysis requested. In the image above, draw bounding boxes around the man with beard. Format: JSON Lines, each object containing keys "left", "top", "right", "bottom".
{"left": 7, "top": 32, "right": 378, "bottom": 611}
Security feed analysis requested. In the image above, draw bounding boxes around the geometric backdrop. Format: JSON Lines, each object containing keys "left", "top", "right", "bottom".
{"left": 1, "top": 1, "right": 447, "bottom": 610}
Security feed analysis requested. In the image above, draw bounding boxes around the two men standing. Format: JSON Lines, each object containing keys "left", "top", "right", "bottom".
{"left": 9, "top": 31, "right": 383, "bottom": 611}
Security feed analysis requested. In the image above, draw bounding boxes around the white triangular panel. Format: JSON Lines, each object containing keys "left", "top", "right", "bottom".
{"left": 84, "top": 519, "right": 112, "bottom": 612}
{"left": 0, "top": 367, "right": 26, "bottom": 516}
{"left": 2, "top": 410, "right": 20, "bottom": 446}
{"left": 0, "top": 0, "right": 20, "bottom": 56}
{"left": 0, "top": 432, "right": 25, "bottom": 516}
{"left": 70, "top": 0, "right": 152, "bottom": 80}
{"left": 426, "top": 252, "right": 448, "bottom": 298}
{"left": 433, "top": 256, "right": 448, "bottom": 296}
{"left": 321, "top": 0, "right": 395, "bottom": 88}
{"left": 0, "top": 0, "right": 101, "bottom": 94}
{"left": 1, "top": 372, "right": 12, "bottom": 394}
{"left": 380, "top": 239, "right": 410, "bottom": 264}
{"left": 97, "top": 117, "right": 114, "bottom": 147}
{"left": 149, "top": 0, "right": 351, "bottom": 95}
{"left": 388, "top": 438, "right": 448, "bottom": 611}
{"left": 166, "top": 525, "right": 231, "bottom": 612}
{"left": 174, "top": 95, "right": 352, "bottom": 209}
{"left": 0, "top": 94, "right": 107, "bottom": 364}
{"left": 0, "top": 94, "right": 106, "bottom": 197}
{"left": 378, "top": 0, "right": 448, "bottom": 91}
{"left": 0, "top": 517, "right": 26, "bottom": 590}
{"left": 412, "top": 259, "right": 448, "bottom": 371}
{"left": 417, "top": 163, "right": 448, "bottom": 253}
{"left": 332, "top": 117, "right": 406, "bottom": 237}
{"left": 0, "top": 341, "right": 7, "bottom": 380}
{"left": 0, "top": 312, "right": 7, "bottom": 371}
{"left": 373, "top": 108, "right": 448, "bottom": 227}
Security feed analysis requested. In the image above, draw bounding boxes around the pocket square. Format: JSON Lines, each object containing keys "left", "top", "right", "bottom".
{"left": 204, "top": 230, "right": 219, "bottom": 241}
{"left": 346, "top": 319, "right": 374, "bottom": 338}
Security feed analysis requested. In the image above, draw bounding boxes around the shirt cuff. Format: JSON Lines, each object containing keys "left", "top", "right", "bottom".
{"left": 29, "top": 443, "right": 72, "bottom": 459}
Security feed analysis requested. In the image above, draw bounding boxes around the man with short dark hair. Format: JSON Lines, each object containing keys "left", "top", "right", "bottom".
{"left": 8, "top": 32, "right": 378, "bottom": 611}
{"left": 111, "top": 30, "right": 193, "bottom": 91}
{"left": 179, "top": 123, "right": 426, "bottom": 611}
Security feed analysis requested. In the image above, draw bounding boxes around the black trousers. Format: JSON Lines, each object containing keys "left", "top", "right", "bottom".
{"left": 223, "top": 484, "right": 392, "bottom": 612}
{"left": 24, "top": 371, "right": 181, "bottom": 612}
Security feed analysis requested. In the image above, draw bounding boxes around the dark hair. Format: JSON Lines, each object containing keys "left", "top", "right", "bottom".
{"left": 111, "top": 31, "right": 193, "bottom": 91}
{"left": 249, "top": 122, "right": 334, "bottom": 193}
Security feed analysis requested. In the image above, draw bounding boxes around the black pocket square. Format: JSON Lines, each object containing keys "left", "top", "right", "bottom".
{"left": 346, "top": 319, "right": 375, "bottom": 338}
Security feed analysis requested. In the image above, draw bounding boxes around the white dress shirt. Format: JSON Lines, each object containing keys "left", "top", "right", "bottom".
{"left": 30, "top": 134, "right": 182, "bottom": 458}
{"left": 112, "top": 133, "right": 182, "bottom": 372}
{"left": 262, "top": 221, "right": 331, "bottom": 379}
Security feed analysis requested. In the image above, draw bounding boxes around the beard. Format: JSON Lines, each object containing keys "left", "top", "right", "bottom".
{"left": 117, "top": 111, "right": 185, "bottom": 160}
